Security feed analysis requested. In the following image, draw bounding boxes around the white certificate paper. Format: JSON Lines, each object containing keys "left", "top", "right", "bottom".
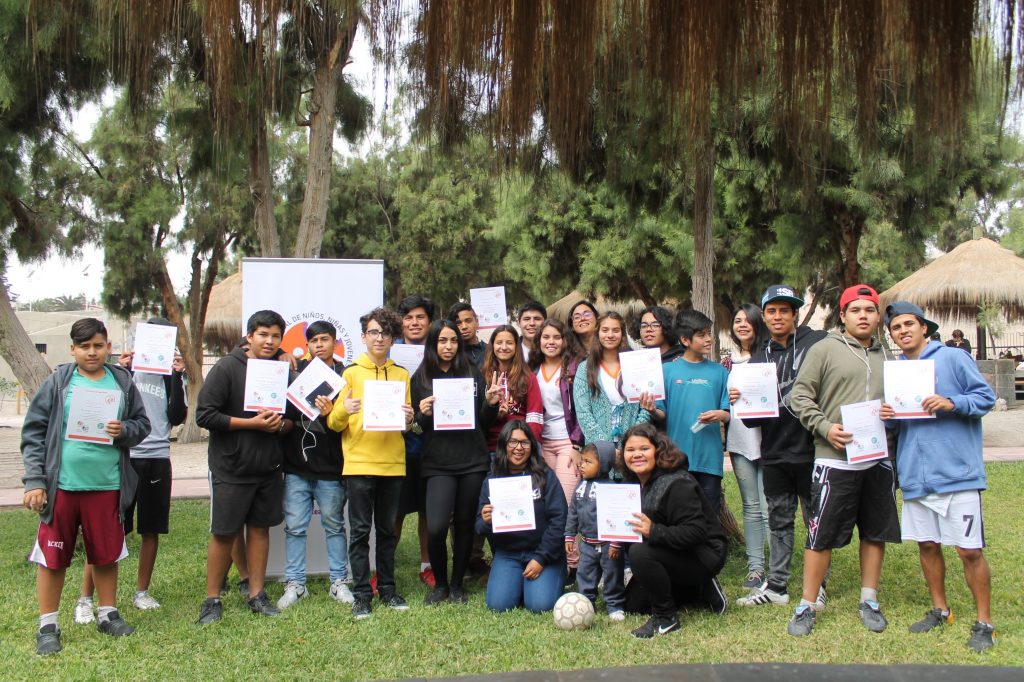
{"left": 286, "top": 357, "right": 346, "bottom": 420}
{"left": 362, "top": 380, "right": 407, "bottom": 431}
{"left": 470, "top": 286, "right": 507, "bottom": 330}
{"left": 433, "top": 378, "right": 476, "bottom": 431}
{"left": 620, "top": 348, "right": 666, "bottom": 402}
{"left": 489, "top": 476, "right": 536, "bottom": 533}
{"left": 132, "top": 323, "right": 176, "bottom": 376}
{"left": 243, "top": 359, "right": 289, "bottom": 413}
{"left": 840, "top": 399, "right": 889, "bottom": 464}
{"left": 390, "top": 344, "right": 425, "bottom": 376}
{"left": 729, "top": 362, "right": 780, "bottom": 418}
{"left": 884, "top": 360, "right": 936, "bottom": 419}
{"left": 596, "top": 483, "right": 643, "bottom": 543}
{"left": 66, "top": 387, "right": 122, "bottom": 444}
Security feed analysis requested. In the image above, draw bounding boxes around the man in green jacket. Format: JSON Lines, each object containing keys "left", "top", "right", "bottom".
{"left": 786, "top": 285, "right": 900, "bottom": 637}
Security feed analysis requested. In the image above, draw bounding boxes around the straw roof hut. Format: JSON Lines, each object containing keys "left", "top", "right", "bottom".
{"left": 204, "top": 271, "right": 243, "bottom": 353}
{"left": 880, "top": 238, "right": 1024, "bottom": 357}
{"left": 545, "top": 291, "right": 731, "bottom": 337}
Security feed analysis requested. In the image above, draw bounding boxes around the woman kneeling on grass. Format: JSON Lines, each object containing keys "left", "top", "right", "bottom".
{"left": 476, "top": 421, "right": 568, "bottom": 613}
{"left": 620, "top": 424, "right": 728, "bottom": 638}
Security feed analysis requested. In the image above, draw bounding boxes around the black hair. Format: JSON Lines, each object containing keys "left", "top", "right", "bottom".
{"left": 359, "top": 307, "right": 403, "bottom": 338}
{"left": 247, "top": 310, "right": 286, "bottom": 335}
{"left": 147, "top": 316, "right": 174, "bottom": 327}
{"left": 675, "top": 308, "right": 713, "bottom": 343}
{"left": 398, "top": 294, "right": 436, "bottom": 320}
{"left": 729, "top": 303, "right": 769, "bottom": 354}
{"left": 628, "top": 305, "right": 680, "bottom": 347}
{"left": 618, "top": 423, "right": 687, "bottom": 481}
{"left": 493, "top": 419, "right": 547, "bottom": 492}
{"left": 305, "top": 320, "right": 337, "bottom": 341}
{"left": 415, "top": 319, "right": 471, "bottom": 394}
{"left": 70, "top": 318, "right": 108, "bottom": 344}
{"left": 565, "top": 300, "right": 600, "bottom": 359}
{"left": 517, "top": 300, "right": 548, "bottom": 320}
{"left": 447, "top": 302, "right": 475, "bottom": 322}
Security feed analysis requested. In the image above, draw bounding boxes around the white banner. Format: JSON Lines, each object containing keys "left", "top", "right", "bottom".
{"left": 242, "top": 258, "right": 384, "bottom": 577}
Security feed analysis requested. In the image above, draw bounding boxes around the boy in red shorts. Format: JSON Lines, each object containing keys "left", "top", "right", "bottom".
{"left": 21, "top": 317, "right": 151, "bottom": 655}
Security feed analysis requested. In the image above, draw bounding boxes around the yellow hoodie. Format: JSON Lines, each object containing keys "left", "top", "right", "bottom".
{"left": 327, "top": 353, "right": 410, "bottom": 476}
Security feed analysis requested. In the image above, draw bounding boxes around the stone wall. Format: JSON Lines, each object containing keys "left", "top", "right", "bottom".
{"left": 976, "top": 359, "right": 1017, "bottom": 408}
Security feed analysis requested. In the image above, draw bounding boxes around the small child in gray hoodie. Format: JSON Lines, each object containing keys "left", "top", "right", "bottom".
{"left": 564, "top": 441, "right": 626, "bottom": 620}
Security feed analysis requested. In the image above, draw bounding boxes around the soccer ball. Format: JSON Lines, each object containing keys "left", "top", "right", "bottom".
{"left": 552, "top": 592, "right": 595, "bottom": 631}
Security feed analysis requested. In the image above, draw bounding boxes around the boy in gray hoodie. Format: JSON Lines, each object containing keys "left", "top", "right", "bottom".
{"left": 564, "top": 441, "right": 626, "bottom": 620}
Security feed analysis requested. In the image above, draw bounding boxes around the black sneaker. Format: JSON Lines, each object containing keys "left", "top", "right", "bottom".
{"left": 909, "top": 607, "right": 953, "bottom": 634}
{"left": 967, "top": 621, "right": 996, "bottom": 653}
{"left": 35, "top": 624, "right": 62, "bottom": 656}
{"left": 219, "top": 577, "right": 229, "bottom": 598}
{"left": 380, "top": 591, "right": 410, "bottom": 611}
{"left": 247, "top": 591, "right": 280, "bottom": 617}
{"left": 238, "top": 578, "right": 251, "bottom": 601}
{"left": 424, "top": 586, "right": 450, "bottom": 605}
{"left": 564, "top": 567, "right": 577, "bottom": 589}
{"left": 197, "top": 597, "right": 223, "bottom": 625}
{"left": 706, "top": 577, "right": 727, "bottom": 615}
{"left": 449, "top": 586, "right": 469, "bottom": 604}
{"left": 352, "top": 597, "right": 373, "bottom": 620}
{"left": 631, "top": 614, "right": 681, "bottom": 639}
{"left": 97, "top": 610, "right": 135, "bottom": 637}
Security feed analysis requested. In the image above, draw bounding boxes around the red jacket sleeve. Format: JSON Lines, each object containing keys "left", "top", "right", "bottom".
{"left": 524, "top": 371, "right": 544, "bottom": 440}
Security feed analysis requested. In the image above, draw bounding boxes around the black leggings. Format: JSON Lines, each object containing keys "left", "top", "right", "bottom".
{"left": 624, "top": 543, "right": 718, "bottom": 618}
{"left": 424, "top": 472, "right": 486, "bottom": 589}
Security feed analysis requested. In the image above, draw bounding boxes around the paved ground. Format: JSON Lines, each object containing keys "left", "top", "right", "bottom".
{"left": 1, "top": 402, "right": 1021, "bottom": 508}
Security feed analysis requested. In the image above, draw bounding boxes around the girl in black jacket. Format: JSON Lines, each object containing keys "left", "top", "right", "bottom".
{"left": 620, "top": 424, "right": 728, "bottom": 638}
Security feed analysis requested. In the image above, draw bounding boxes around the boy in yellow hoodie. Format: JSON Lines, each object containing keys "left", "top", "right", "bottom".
{"left": 324, "top": 307, "right": 412, "bottom": 619}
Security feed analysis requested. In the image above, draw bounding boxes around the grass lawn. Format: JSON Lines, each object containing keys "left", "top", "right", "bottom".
{"left": 0, "top": 463, "right": 1021, "bottom": 680}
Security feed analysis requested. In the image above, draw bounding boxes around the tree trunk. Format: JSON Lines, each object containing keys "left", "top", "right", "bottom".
{"left": 0, "top": 277, "right": 52, "bottom": 399}
{"left": 249, "top": 115, "right": 281, "bottom": 257}
{"left": 293, "top": 22, "right": 358, "bottom": 259}
{"left": 836, "top": 210, "right": 864, "bottom": 290}
{"left": 692, "top": 132, "right": 716, "bottom": 324}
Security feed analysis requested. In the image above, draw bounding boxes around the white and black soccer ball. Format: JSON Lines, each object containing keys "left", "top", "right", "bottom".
{"left": 552, "top": 592, "right": 595, "bottom": 631}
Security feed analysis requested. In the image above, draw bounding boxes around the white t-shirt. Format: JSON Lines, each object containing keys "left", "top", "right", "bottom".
{"left": 726, "top": 353, "right": 762, "bottom": 460}
{"left": 536, "top": 365, "right": 570, "bottom": 441}
{"left": 599, "top": 365, "right": 625, "bottom": 407}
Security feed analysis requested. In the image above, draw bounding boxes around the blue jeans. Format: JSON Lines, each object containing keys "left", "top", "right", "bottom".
{"left": 486, "top": 549, "right": 565, "bottom": 613}
{"left": 730, "top": 453, "right": 768, "bottom": 574}
{"left": 283, "top": 473, "right": 348, "bottom": 584}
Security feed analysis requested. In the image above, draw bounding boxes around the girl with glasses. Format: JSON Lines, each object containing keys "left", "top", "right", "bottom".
{"left": 629, "top": 305, "right": 685, "bottom": 363}
{"left": 565, "top": 300, "right": 600, "bottom": 361}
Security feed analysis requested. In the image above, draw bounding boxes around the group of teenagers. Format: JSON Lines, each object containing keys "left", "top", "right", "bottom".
{"left": 20, "top": 282, "right": 998, "bottom": 655}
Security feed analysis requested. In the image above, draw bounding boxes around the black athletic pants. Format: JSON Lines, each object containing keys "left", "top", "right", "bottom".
{"left": 424, "top": 472, "right": 486, "bottom": 589}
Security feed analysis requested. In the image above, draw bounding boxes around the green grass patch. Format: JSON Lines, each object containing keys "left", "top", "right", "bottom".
{"left": 0, "top": 464, "right": 1022, "bottom": 679}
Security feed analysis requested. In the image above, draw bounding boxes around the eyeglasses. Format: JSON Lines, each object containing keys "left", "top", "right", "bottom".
{"left": 639, "top": 322, "right": 662, "bottom": 331}
{"left": 508, "top": 439, "right": 532, "bottom": 450}
{"left": 364, "top": 329, "right": 393, "bottom": 340}
{"left": 572, "top": 311, "right": 596, "bottom": 322}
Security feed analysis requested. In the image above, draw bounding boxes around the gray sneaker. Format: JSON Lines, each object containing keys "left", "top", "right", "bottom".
{"left": 859, "top": 600, "right": 888, "bottom": 633}
{"left": 35, "top": 624, "right": 62, "bottom": 656}
{"left": 909, "top": 608, "right": 952, "bottom": 634}
{"left": 276, "top": 581, "right": 308, "bottom": 610}
{"left": 787, "top": 604, "right": 816, "bottom": 637}
{"left": 248, "top": 591, "right": 280, "bottom": 617}
{"left": 741, "top": 570, "right": 766, "bottom": 590}
{"left": 197, "top": 597, "right": 223, "bottom": 625}
{"left": 967, "top": 621, "right": 996, "bottom": 652}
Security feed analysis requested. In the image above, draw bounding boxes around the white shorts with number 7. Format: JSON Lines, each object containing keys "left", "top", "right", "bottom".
{"left": 901, "top": 490, "right": 985, "bottom": 549}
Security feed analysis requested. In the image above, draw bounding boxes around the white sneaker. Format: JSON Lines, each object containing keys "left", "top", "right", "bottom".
{"left": 608, "top": 610, "right": 626, "bottom": 622}
{"left": 736, "top": 586, "right": 790, "bottom": 607}
{"left": 329, "top": 578, "right": 355, "bottom": 604}
{"left": 276, "top": 581, "right": 308, "bottom": 610}
{"left": 815, "top": 584, "right": 828, "bottom": 611}
{"left": 74, "top": 596, "right": 95, "bottom": 624}
{"left": 133, "top": 590, "right": 161, "bottom": 610}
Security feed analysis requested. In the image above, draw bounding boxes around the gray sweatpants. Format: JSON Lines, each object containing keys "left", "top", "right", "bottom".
{"left": 577, "top": 540, "right": 626, "bottom": 612}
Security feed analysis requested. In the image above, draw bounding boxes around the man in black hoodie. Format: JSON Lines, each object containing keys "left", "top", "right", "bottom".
{"left": 733, "top": 285, "right": 827, "bottom": 608}
{"left": 195, "top": 310, "right": 295, "bottom": 624}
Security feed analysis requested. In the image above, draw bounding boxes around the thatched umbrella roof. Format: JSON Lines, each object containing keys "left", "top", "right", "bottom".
{"left": 880, "top": 238, "right": 1024, "bottom": 322}
{"left": 204, "top": 271, "right": 243, "bottom": 353}
{"left": 545, "top": 290, "right": 731, "bottom": 334}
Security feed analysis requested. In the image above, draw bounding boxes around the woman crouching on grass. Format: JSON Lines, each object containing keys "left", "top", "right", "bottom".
{"left": 620, "top": 424, "right": 728, "bottom": 638}
{"left": 476, "top": 420, "right": 567, "bottom": 613}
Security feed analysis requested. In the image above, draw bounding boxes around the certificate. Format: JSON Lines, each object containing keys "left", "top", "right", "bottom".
{"left": 596, "top": 483, "right": 643, "bottom": 543}
{"left": 286, "top": 357, "right": 347, "bottom": 420}
{"left": 840, "top": 400, "right": 889, "bottom": 464}
{"left": 362, "top": 380, "right": 407, "bottom": 431}
{"left": 884, "top": 360, "right": 936, "bottom": 419}
{"left": 390, "top": 344, "right": 425, "bottom": 376}
{"left": 132, "top": 323, "right": 177, "bottom": 376}
{"left": 488, "top": 476, "right": 536, "bottom": 533}
{"left": 66, "top": 387, "right": 122, "bottom": 444}
{"left": 470, "top": 286, "right": 507, "bottom": 329}
{"left": 243, "top": 359, "right": 289, "bottom": 413}
{"left": 433, "top": 378, "right": 476, "bottom": 431}
{"left": 620, "top": 348, "right": 665, "bottom": 402}
{"left": 729, "top": 362, "right": 780, "bottom": 418}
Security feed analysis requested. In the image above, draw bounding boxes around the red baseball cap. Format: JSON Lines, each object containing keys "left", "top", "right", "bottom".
{"left": 839, "top": 284, "right": 880, "bottom": 311}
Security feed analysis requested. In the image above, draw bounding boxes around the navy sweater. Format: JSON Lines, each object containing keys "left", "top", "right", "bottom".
{"left": 476, "top": 468, "right": 567, "bottom": 567}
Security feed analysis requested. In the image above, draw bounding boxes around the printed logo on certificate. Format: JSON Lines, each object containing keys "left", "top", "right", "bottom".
{"left": 243, "top": 358, "right": 289, "bottom": 413}
{"left": 286, "top": 357, "right": 346, "bottom": 420}
{"left": 489, "top": 476, "right": 537, "bottom": 533}
{"left": 66, "top": 387, "right": 122, "bottom": 445}
{"left": 620, "top": 348, "right": 665, "bottom": 403}
{"left": 596, "top": 483, "right": 643, "bottom": 543}
{"left": 132, "top": 323, "right": 177, "bottom": 376}
{"left": 729, "top": 362, "right": 779, "bottom": 418}
{"left": 470, "top": 286, "right": 508, "bottom": 330}
{"left": 884, "top": 360, "right": 936, "bottom": 419}
{"left": 433, "top": 378, "right": 476, "bottom": 431}
{"left": 362, "top": 380, "right": 407, "bottom": 432}
{"left": 840, "top": 399, "right": 889, "bottom": 464}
